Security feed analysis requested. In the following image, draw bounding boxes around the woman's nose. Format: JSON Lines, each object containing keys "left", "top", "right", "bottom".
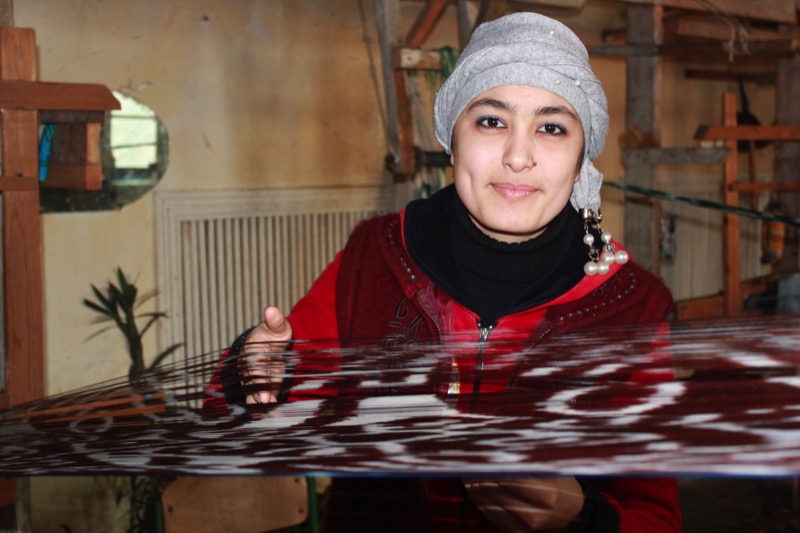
{"left": 502, "top": 131, "right": 536, "bottom": 172}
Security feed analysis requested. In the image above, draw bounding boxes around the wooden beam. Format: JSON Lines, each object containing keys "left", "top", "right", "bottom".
{"left": 722, "top": 92, "right": 742, "bottom": 315}
{"left": 392, "top": 68, "right": 416, "bottom": 178}
{"left": 666, "top": 15, "right": 800, "bottom": 42}
{"left": 588, "top": 41, "right": 797, "bottom": 58}
{"left": 395, "top": 47, "right": 441, "bottom": 70}
{"left": 623, "top": 5, "right": 662, "bottom": 274}
{"left": 774, "top": 54, "right": 800, "bottom": 272}
{"left": 684, "top": 69, "right": 775, "bottom": 85}
{"left": 0, "top": 80, "right": 119, "bottom": 111}
{"left": 456, "top": 0, "right": 475, "bottom": 49}
{"left": 0, "top": 112, "right": 44, "bottom": 408}
{"left": 695, "top": 124, "right": 800, "bottom": 141}
{"left": 611, "top": 0, "right": 796, "bottom": 24}
{"left": 375, "top": 0, "right": 406, "bottom": 178}
{"left": 0, "top": 27, "right": 45, "bottom": 409}
{"left": 674, "top": 276, "right": 776, "bottom": 320}
{"left": 0, "top": 177, "right": 38, "bottom": 191}
{"left": 731, "top": 181, "right": 800, "bottom": 193}
{"left": 475, "top": 0, "right": 508, "bottom": 26}
{"left": 0, "top": 27, "right": 34, "bottom": 79}
{"left": 3, "top": 389, "right": 166, "bottom": 423}
{"left": 622, "top": 147, "right": 727, "bottom": 167}
{"left": 405, "top": 0, "right": 448, "bottom": 49}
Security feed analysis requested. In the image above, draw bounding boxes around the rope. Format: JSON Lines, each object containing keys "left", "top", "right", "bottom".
{"left": 693, "top": 0, "right": 751, "bottom": 61}
{"left": 604, "top": 181, "right": 800, "bottom": 227}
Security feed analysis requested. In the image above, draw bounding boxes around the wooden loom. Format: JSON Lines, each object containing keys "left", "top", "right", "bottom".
{"left": 677, "top": 93, "right": 800, "bottom": 319}
{"left": 0, "top": 23, "right": 119, "bottom": 522}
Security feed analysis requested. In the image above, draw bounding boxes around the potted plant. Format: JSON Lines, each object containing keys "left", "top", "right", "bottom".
{"left": 84, "top": 267, "right": 182, "bottom": 532}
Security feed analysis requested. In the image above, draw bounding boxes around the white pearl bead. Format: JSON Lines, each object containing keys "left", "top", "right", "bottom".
{"left": 597, "top": 262, "right": 610, "bottom": 275}
{"left": 584, "top": 261, "right": 598, "bottom": 276}
{"left": 583, "top": 233, "right": 595, "bottom": 245}
{"left": 601, "top": 251, "right": 616, "bottom": 265}
{"left": 601, "top": 231, "right": 612, "bottom": 244}
{"left": 615, "top": 250, "right": 629, "bottom": 264}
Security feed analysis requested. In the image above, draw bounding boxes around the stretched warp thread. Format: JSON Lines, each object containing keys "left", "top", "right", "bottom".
{"left": 1, "top": 315, "right": 800, "bottom": 477}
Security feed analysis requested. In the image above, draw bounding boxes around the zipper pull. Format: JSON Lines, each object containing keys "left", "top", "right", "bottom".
{"left": 472, "top": 319, "right": 496, "bottom": 403}
{"left": 477, "top": 319, "right": 495, "bottom": 343}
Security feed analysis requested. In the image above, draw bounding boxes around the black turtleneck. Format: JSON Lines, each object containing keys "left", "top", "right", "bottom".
{"left": 404, "top": 185, "right": 590, "bottom": 326}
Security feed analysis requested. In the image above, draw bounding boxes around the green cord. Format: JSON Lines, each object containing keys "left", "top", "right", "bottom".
{"left": 438, "top": 45, "right": 459, "bottom": 78}
{"left": 604, "top": 181, "right": 800, "bottom": 228}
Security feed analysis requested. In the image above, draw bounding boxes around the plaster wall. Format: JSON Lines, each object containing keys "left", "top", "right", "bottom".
{"left": 15, "top": 0, "right": 390, "bottom": 395}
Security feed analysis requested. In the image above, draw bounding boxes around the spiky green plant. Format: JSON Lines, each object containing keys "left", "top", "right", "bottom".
{"left": 83, "top": 267, "right": 182, "bottom": 383}
{"left": 83, "top": 268, "right": 180, "bottom": 532}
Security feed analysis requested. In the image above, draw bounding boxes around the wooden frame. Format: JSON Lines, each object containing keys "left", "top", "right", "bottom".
{"left": 681, "top": 93, "right": 800, "bottom": 317}
{"left": 0, "top": 24, "right": 117, "bottom": 525}
{"left": 0, "top": 27, "right": 118, "bottom": 409}
{"left": 0, "top": 27, "right": 44, "bottom": 411}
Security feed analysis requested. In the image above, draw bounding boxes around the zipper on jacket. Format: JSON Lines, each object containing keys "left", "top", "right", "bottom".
{"left": 472, "top": 319, "right": 495, "bottom": 402}
{"left": 478, "top": 320, "right": 494, "bottom": 343}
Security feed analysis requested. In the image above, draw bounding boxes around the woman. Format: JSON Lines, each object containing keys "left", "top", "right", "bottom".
{"left": 208, "top": 12, "right": 681, "bottom": 532}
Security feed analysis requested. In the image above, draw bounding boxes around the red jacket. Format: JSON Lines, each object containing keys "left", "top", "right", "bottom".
{"left": 207, "top": 211, "right": 681, "bottom": 532}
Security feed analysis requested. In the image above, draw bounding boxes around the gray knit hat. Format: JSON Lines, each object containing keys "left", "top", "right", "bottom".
{"left": 434, "top": 12, "right": 609, "bottom": 213}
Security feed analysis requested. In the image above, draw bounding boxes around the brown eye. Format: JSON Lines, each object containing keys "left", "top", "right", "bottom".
{"left": 538, "top": 123, "right": 566, "bottom": 135}
{"left": 477, "top": 116, "right": 505, "bottom": 129}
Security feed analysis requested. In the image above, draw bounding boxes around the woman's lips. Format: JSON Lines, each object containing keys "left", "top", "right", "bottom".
{"left": 491, "top": 183, "right": 538, "bottom": 199}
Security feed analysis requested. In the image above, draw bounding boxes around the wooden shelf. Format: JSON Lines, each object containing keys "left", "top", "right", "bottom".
{"left": 0, "top": 80, "right": 119, "bottom": 112}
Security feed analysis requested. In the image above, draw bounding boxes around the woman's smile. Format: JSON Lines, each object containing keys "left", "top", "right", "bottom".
{"left": 490, "top": 182, "right": 539, "bottom": 199}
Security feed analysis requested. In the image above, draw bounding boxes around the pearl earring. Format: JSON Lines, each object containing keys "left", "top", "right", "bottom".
{"left": 580, "top": 208, "right": 629, "bottom": 276}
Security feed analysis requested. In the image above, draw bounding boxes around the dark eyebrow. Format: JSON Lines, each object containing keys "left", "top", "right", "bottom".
{"left": 538, "top": 105, "right": 580, "bottom": 123}
{"left": 465, "top": 98, "right": 512, "bottom": 113}
{"left": 465, "top": 99, "right": 579, "bottom": 123}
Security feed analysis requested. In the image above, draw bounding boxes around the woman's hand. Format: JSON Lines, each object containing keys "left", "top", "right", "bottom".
{"left": 242, "top": 306, "right": 293, "bottom": 405}
{"left": 463, "top": 476, "right": 584, "bottom": 532}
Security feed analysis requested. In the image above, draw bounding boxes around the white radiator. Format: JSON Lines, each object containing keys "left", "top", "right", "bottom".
{"left": 154, "top": 187, "right": 395, "bottom": 385}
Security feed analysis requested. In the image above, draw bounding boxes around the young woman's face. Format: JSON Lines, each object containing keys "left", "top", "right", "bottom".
{"left": 450, "top": 85, "right": 584, "bottom": 243}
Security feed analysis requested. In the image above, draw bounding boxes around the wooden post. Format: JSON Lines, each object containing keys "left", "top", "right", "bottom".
{"left": 0, "top": 24, "right": 42, "bottom": 533}
{"left": 0, "top": 28, "right": 45, "bottom": 409}
{"left": 722, "top": 92, "right": 742, "bottom": 314}
{"left": 456, "top": 0, "right": 475, "bottom": 49}
{"left": 375, "top": 0, "right": 417, "bottom": 179}
{"left": 775, "top": 54, "right": 800, "bottom": 272}
{"left": 623, "top": 5, "right": 662, "bottom": 273}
